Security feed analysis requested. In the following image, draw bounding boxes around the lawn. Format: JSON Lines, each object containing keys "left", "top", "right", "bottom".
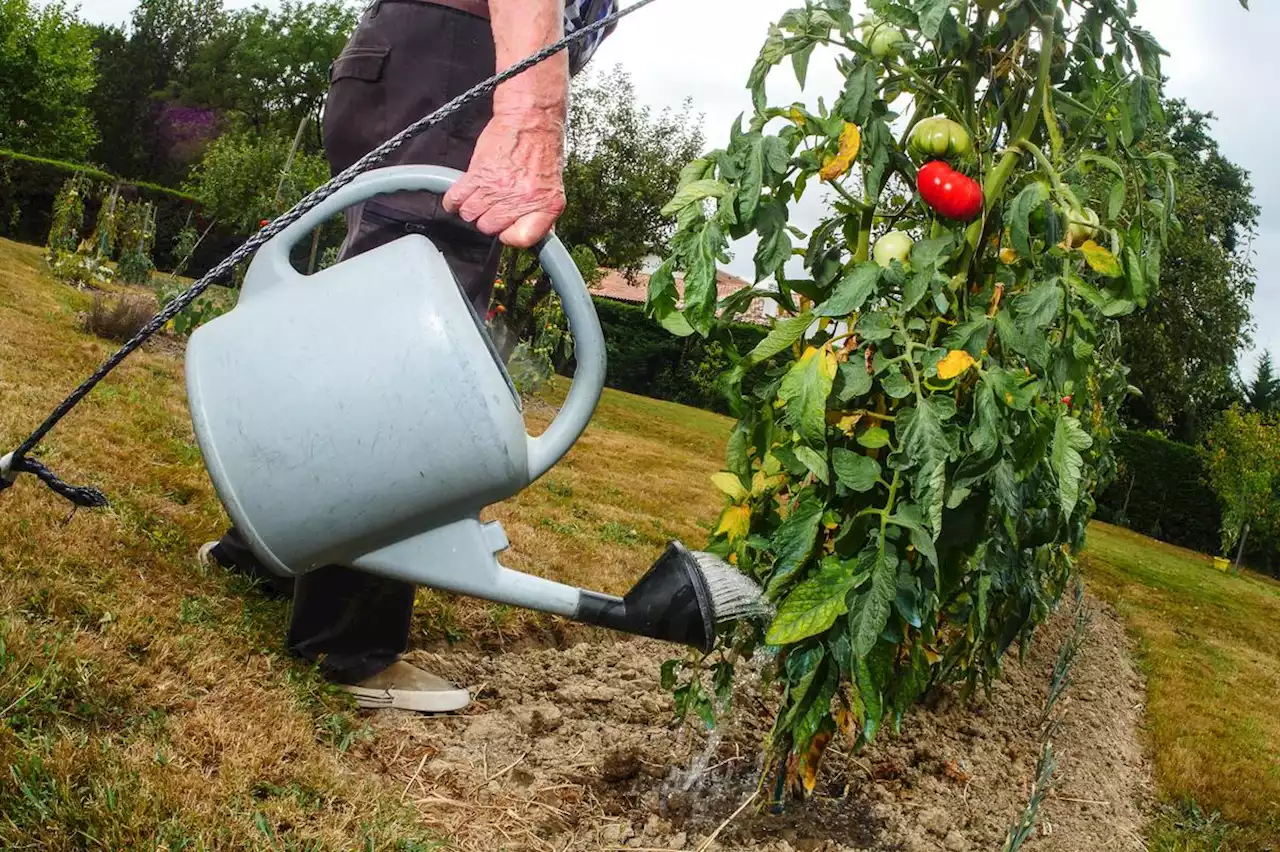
{"left": 0, "top": 236, "right": 729, "bottom": 849}
{"left": 1084, "top": 522, "right": 1280, "bottom": 850}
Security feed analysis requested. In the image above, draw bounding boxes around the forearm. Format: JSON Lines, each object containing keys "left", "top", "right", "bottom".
{"left": 489, "top": 0, "right": 569, "bottom": 119}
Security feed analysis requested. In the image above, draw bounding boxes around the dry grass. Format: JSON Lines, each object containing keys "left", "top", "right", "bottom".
{"left": 0, "top": 236, "right": 730, "bottom": 849}
{"left": 1084, "top": 521, "right": 1280, "bottom": 850}
{"left": 81, "top": 290, "right": 158, "bottom": 342}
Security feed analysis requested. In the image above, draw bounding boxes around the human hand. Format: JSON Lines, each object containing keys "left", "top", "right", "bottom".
{"left": 442, "top": 109, "right": 567, "bottom": 249}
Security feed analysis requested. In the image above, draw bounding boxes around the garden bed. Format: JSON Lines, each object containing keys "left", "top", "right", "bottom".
{"left": 364, "top": 594, "right": 1151, "bottom": 851}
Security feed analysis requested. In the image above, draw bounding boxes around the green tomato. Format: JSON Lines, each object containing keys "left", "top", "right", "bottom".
{"left": 908, "top": 115, "right": 973, "bottom": 160}
{"left": 859, "top": 16, "right": 906, "bottom": 60}
{"left": 873, "top": 231, "right": 914, "bottom": 268}
{"left": 1065, "top": 206, "right": 1101, "bottom": 248}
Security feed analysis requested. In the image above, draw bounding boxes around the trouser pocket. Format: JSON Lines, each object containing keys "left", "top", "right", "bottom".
{"left": 321, "top": 42, "right": 392, "bottom": 173}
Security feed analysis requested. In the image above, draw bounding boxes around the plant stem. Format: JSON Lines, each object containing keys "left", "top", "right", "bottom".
{"left": 961, "top": 15, "right": 1057, "bottom": 257}
{"left": 1017, "top": 140, "right": 1079, "bottom": 207}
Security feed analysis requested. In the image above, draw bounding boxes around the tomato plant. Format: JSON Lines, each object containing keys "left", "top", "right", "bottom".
{"left": 648, "top": 0, "right": 1177, "bottom": 800}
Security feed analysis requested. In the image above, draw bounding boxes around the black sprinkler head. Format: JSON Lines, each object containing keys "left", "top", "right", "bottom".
{"left": 573, "top": 541, "right": 716, "bottom": 652}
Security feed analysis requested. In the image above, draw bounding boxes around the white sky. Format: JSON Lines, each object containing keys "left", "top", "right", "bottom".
{"left": 79, "top": 0, "right": 1276, "bottom": 374}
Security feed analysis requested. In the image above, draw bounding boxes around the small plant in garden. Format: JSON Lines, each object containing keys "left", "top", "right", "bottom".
{"left": 648, "top": 0, "right": 1177, "bottom": 799}
{"left": 116, "top": 199, "right": 157, "bottom": 285}
{"left": 156, "top": 276, "right": 231, "bottom": 338}
{"left": 44, "top": 175, "right": 99, "bottom": 286}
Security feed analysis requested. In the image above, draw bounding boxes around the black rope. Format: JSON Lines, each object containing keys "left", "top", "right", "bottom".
{"left": 0, "top": 0, "right": 659, "bottom": 509}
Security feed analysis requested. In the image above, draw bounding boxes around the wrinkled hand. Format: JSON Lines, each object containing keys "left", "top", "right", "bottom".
{"left": 442, "top": 110, "right": 567, "bottom": 249}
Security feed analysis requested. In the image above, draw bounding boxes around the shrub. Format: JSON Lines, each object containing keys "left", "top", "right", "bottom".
{"left": 82, "top": 293, "right": 155, "bottom": 343}
{"left": 1094, "top": 430, "right": 1220, "bottom": 554}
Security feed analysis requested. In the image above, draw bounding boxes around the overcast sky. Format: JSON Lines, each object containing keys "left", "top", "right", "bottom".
{"left": 81, "top": 0, "right": 1275, "bottom": 373}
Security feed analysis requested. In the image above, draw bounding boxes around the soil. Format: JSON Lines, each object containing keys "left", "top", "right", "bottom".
{"left": 364, "top": 593, "right": 1152, "bottom": 851}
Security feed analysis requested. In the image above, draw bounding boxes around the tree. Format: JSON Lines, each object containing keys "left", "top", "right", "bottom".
{"left": 1247, "top": 351, "right": 1278, "bottom": 414}
{"left": 183, "top": 0, "right": 359, "bottom": 139}
{"left": 491, "top": 67, "right": 705, "bottom": 346}
{"left": 1116, "top": 100, "right": 1259, "bottom": 441}
{"left": 87, "top": 0, "right": 228, "bottom": 182}
{"left": 182, "top": 131, "right": 330, "bottom": 234}
{"left": 648, "top": 0, "right": 1181, "bottom": 800}
{"left": 0, "top": 0, "right": 99, "bottom": 161}
{"left": 1205, "top": 405, "right": 1280, "bottom": 576}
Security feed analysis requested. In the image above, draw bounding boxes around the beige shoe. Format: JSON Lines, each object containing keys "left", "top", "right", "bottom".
{"left": 338, "top": 660, "right": 470, "bottom": 713}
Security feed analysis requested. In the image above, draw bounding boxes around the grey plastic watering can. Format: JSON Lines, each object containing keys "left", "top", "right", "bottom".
{"left": 183, "top": 164, "right": 764, "bottom": 651}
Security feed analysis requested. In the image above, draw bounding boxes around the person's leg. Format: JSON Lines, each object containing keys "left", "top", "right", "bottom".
{"left": 274, "top": 1, "right": 502, "bottom": 710}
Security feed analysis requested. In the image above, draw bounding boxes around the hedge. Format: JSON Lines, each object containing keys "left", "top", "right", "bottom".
{"left": 1094, "top": 429, "right": 1221, "bottom": 555}
{"left": 0, "top": 149, "right": 244, "bottom": 275}
{"left": 590, "top": 296, "right": 771, "bottom": 415}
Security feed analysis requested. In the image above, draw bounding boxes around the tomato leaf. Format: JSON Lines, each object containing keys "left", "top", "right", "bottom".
{"left": 856, "top": 310, "right": 895, "bottom": 342}
{"left": 711, "top": 472, "right": 749, "bottom": 501}
{"left": 1007, "top": 181, "right": 1050, "bottom": 258}
{"left": 1052, "top": 415, "right": 1093, "bottom": 517}
{"left": 832, "top": 448, "right": 880, "bottom": 492}
{"left": 837, "top": 361, "right": 873, "bottom": 402}
{"left": 887, "top": 502, "right": 939, "bottom": 569}
{"left": 816, "top": 262, "right": 880, "bottom": 317}
{"left": 779, "top": 346, "right": 837, "bottom": 445}
{"left": 766, "top": 559, "right": 860, "bottom": 644}
{"left": 971, "top": 381, "right": 1002, "bottom": 457}
{"left": 1079, "top": 240, "right": 1123, "bottom": 278}
{"left": 857, "top": 426, "right": 890, "bottom": 449}
{"left": 849, "top": 544, "right": 897, "bottom": 658}
{"left": 661, "top": 179, "right": 729, "bottom": 217}
{"left": 942, "top": 315, "right": 993, "bottom": 357}
{"left": 917, "top": 0, "right": 949, "bottom": 39}
{"left": 765, "top": 493, "right": 827, "bottom": 596}
{"left": 881, "top": 364, "right": 914, "bottom": 398}
{"left": 744, "top": 311, "right": 814, "bottom": 365}
{"left": 899, "top": 398, "right": 951, "bottom": 534}
{"left": 1014, "top": 279, "right": 1063, "bottom": 330}
{"left": 986, "top": 366, "right": 1042, "bottom": 411}
{"left": 1124, "top": 247, "right": 1147, "bottom": 308}
{"left": 836, "top": 62, "right": 877, "bottom": 126}
{"left": 794, "top": 445, "right": 830, "bottom": 484}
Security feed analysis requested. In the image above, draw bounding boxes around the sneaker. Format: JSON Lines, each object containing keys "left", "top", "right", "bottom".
{"left": 197, "top": 541, "right": 220, "bottom": 568}
{"left": 337, "top": 660, "right": 471, "bottom": 713}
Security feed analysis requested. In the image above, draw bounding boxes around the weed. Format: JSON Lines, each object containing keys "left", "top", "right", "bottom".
{"left": 543, "top": 478, "right": 574, "bottom": 498}
{"left": 599, "top": 520, "right": 641, "bottom": 547}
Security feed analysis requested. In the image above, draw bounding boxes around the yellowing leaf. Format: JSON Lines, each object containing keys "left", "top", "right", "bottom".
{"left": 788, "top": 107, "right": 806, "bottom": 125}
{"left": 936, "top": 349, "right": 977, "bottom": 380}
{"left": 710, "top": 471, "right": 748, "bottom": 502}
{"left": 1079, "top": 240, "right": 1123, "bottom": 278}
{"left": 828, "top": 411, "right": 864, "bottom": 436}
{"left": 819, "top": 123, "right": 861, "bottom": 181}
{"left": 999, "top": 246, "right": 1019, "bottom": 265}
{"left": 751, "top": 468, "right": 787, "bottom": 497}
{"left": 716, "top": 504, "right": 752, "bottom": 542}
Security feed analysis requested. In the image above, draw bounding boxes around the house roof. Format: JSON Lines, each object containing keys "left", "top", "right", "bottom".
{"left": 591, "top": 267, "right": 754, "bottom": 305}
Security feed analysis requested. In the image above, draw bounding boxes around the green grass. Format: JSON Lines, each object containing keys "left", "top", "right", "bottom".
{"left": 1084, "top": 521, "right": 1280, "bottom": 851}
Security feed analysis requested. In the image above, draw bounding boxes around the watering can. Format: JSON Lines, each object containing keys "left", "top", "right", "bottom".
{"left": 183, "top": 165, "right": 763, "bottom": 652}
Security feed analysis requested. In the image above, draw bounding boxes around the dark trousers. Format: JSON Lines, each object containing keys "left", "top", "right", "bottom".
{"left": 213, "top": 0, "right": 502, "bottom": 685}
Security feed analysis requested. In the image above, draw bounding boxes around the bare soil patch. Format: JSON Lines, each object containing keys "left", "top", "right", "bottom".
{"left": 364, "top": 593, "right": 1151, "bottom": 851}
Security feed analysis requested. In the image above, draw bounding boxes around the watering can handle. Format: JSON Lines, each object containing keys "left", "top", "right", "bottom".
{"left": 252, "top": 163, "right": 606, "bottom": 484}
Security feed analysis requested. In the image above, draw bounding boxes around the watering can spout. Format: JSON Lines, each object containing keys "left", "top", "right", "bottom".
{"left": 351, "top": 521, "right": 745, "bottom": 652}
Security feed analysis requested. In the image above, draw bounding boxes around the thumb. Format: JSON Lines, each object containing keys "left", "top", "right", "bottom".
{"left": 500, "top": 211, "right": 558, "bottom": 250}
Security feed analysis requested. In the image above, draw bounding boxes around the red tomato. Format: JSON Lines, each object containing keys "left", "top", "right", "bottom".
{"left": 917, "top": 161, "right": 984, "bottom": 221}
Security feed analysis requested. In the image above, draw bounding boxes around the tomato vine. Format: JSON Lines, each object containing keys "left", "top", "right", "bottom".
{"left": 648, "top": 0, "right": 1177, "bottom": 800}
